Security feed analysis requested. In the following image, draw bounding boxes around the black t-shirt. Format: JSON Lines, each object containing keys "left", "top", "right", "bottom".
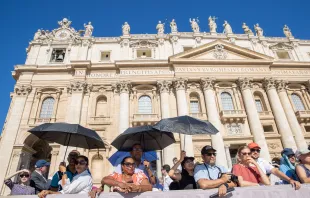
{"left": 169, "top": 169, "right": 197, "bottom": 190}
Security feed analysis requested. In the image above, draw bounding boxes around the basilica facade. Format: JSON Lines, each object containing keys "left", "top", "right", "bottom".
{"left": 1, "top": 17, "right": 310, "bottom": 194}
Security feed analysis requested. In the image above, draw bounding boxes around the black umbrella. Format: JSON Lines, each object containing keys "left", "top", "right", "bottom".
{"left": 152, "top": 115, "right": 219, "bottom": 135}
{"left": 28, "top": 123, "right": 105, "bottom": 160}
{"left": 111, "top": 125, "right": 176, "bottom": 151}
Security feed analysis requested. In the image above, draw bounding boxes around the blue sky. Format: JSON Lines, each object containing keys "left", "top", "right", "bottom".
{"left": 0, "top": 0, "right": 309, "bottom": 133}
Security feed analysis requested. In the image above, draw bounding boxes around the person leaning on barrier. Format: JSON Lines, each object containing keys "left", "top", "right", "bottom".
{"left": 296, "top": 148, "right": 310, "bottom": 183}
{"left": 194, "top": 146, "right": 236, "bottom": 197}
{"left": 249, "top": 143, "right": 301, "bottom": 189}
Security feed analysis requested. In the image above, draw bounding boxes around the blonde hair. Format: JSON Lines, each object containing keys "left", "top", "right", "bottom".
{"left": 237, "top": 146, "right": 250, "bottom": 163}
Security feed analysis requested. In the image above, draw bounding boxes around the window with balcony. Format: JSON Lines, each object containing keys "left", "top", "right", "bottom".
{"left": 255, "top": 99, "right": 263, "bottom": 112}
{"left": 189, "top": 94, "right": 200, "bottom": 114}
{"left": 221, "top": 92, "right": 234, "bottom": 110}
{"left": 95, "top": 96, "right": 107, "bottom": 117}
{"left": 291, "top": 94, "right": 305, "bottom": 111}
{"left": 39, "top": 97, "right": 55, "bottom": 118}
{"left": 138, "top": 96, "right": 152, "bottom": 114}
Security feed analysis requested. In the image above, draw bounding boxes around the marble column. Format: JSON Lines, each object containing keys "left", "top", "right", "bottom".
{"left": 173, "top": 78, "right": 194, "bottom": 156}
{"left": 157, "top": 81, "right": 175, "bottom": 165}
{"left": 116, "top": 81, "right": 131, "bottom": 134}
{"left": 200, "top": 78, "right": 228, "bottom": 168}
{"left": 276, "top": 80, "right": 307, "bottom": 150}
{"left": 0, "top": 85, "right": 31, "bottom": 193}
{"left": 224, "top": 145, "right": 233, "bottom": 170}
{"left": 237, "top": 78, "right": 271, "bottom": 161}
{"left": 156, "top": 151, "right": 162, "bottom": 178}
{"left": 263, "top": 78, "right": 297, "bottom": 150}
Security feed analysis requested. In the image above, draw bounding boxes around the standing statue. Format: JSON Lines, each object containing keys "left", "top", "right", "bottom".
{"left": 170, "top": 19, "right": 178, "bottom": 33}
{"left": 84, "top": 22, "right": 94, "bottom": 37}
{"left": 122, "top": 22, "right": 130, "bottom": 36}
{"left": 58, "top": 18, "right": 72, "bottom": 28}
{"left": 208, "top": 16, "right": 217, "bottom": 33}
{"left": 242, "top": 23, "right": 253, "bottom": 35}
{"left": 189, "top": 18, "right": 200, "bottom": 33}
{"left": 283, "top": 25, "right": 293, "bottom": 38}
{"left": 33, "top": 29, "right": 42, "bottom": 40}
{"left": 223, "top": 21, "right": 233, "bottom": 34}
{"left": 254, "top": 23, "right": 264, "bottom": 37}
{"left": 156, "top": 21, "right": 165, "bottom": 34}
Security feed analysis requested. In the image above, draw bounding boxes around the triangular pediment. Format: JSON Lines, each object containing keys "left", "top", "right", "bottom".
{"left": 169, "top": 40, "right": 273, "bottom": 62}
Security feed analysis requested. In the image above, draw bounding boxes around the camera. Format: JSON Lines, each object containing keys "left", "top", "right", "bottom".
{"left": 230, "top": 174, "right": 239, "bottom": 183}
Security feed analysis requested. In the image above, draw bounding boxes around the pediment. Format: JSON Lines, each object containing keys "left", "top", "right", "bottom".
{"left": 169, "top": 40, "right": 273, "bottom": 62}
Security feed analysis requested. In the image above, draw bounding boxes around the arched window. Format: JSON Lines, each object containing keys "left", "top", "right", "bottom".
{"left": 291, "top": 94, "right": 305, "bottom": 111}
{"left": 255, "top": 99, "right": 264, "bottom": 112}
{"left": 189, "top": 93, "right": 200, "bottom": 113}
{"left": 39, "top": 97, "right": 55, "bottom": 118}
{"left": 221, "top": 92, "right": 234, "bottom": 110}
{"left": 95, "top": 96, "right": 107, "bottom": 116}
{"left": 138, "top": 96, "right": 152, "bottom": 114}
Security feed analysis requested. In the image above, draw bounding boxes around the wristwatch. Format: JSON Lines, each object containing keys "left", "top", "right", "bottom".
{"left": 222, "top": 183, "right": 229, "bottom": 189}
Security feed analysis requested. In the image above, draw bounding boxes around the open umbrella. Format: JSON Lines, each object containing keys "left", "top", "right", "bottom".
{"left": 28, "top": 122, "right": 105, "bottom": 160}
{"left": 111, "top": 125, "right": 175, "bottom": 151}
{"left": 108, "top": 151, "right": 158, "bottom": 166}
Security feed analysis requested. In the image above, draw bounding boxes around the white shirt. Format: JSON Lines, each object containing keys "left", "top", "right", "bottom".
{"left": 59, "top": 170, "right": 92, "bottom": 194}
{"left": 163, "top": 175, "right": 173, "bottom": 191}
{"left": 257, "top": 158, "right": 274, "bottom": 174}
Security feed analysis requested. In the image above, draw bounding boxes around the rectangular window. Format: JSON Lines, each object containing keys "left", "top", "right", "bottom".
{"left": 263, "top": 125, "right": 274, "bottom": 133}
{"left": 276, "top": 51, "right": 290, "bottom": 60}
{"left": 304, "top": 126, "right": 310, "bottom": 132}
{"left": 50, "top": 48, "right": 66, "bottom": 63}
{"left": 183, "top": 47, "right": 192, "bottom": 52}
{"left": 137, "top": 49, "right": 152, "bottom": 58}
{"left": 101, "top": 51, "right": 111, "bottom": 61}
{"left": 190, "top": 101, "right": 199, "bottom": 113}
{"left": 255, "top": 100, "right": 263, "bottom": 112}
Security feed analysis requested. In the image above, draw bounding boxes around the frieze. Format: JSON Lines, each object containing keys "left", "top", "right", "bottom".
{"left": 271, "top": 70, "right": 310, "bottom": 75}
{"left": 175, "top": 67, "right": 269, "bottom": 73}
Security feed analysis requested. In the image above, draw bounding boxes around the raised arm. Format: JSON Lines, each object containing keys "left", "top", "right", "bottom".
{"left": 4, "top": 169, "right": 28, "bottom": 181}
{"left": 169, "top": 151, "right": 185, "bottom": 180}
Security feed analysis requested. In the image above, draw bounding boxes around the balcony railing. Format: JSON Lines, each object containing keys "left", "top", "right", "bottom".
{"left": 189, "top": 113, "right": 207, "bottom": 120}
{"left": 258, "top": 111, "right": 274, "bottom": 120}
{"left": 89, "top": 116, "right": 111, "bottom": 125}
{"left": 295, "top": 110, "right": 310, "bottom": 123}
{"left": 132, "top": 114, "right": 160, "bottom": 126}
{"left": 220, "top": 110, "right": 247, "bottom": 123}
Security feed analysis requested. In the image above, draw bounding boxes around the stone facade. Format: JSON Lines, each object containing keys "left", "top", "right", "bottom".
{"left": 1, "top": 18, "right": 310, "bottom": 194}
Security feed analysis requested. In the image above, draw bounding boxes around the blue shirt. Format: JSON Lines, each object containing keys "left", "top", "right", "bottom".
{"left": 50, "top": 167, "right": 77, "bottom": 190}
{"left": 279, "top": 164, "right": 299, "bottom": 184}
{"left": 194, "top": 163, "right": 228, "bottom": 183}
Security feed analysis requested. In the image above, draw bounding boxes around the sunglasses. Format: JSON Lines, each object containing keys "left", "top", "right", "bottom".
{"left": 241, "top": 152, "right": 251, "bottom": 156}
{"left": 75, "top": 160, "right": 87, "bottom": 165}
{"left": 123, "top": 162, "right": 136, "bottom": 167}
{"left": 205, "top": 153, "right": 217, "bottom": 156}
{"left": 288, "top": 154, "right": 295, "bottom": 158}
{"left": 20, "top": 174, "right": 30, "bottom": 178}
{"left": 132, "top": 148, "right": 143, "bottom": 152}
{"left": 250, "top": 149, "right": 261, "bottom": 153}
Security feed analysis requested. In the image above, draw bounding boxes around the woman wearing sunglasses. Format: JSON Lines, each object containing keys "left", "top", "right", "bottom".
{"left": 4, "top": 169, "right": 35, "bottom": 195}
{"left": 38, "top": 156, "right": 92, "bottom": 197}
{"left": 232, "top": 146, "right": 270, "bottom": 187}
{"left": 102, "top": 156, "right": 152, "bottom": 193}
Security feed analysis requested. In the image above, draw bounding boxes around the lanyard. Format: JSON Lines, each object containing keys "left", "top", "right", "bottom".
{"left": 203, "top": 163, "right": 222, "bottom": 180}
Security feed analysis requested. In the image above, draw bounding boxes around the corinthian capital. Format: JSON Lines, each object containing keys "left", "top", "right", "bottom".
{"left": 263, "top": 77, "right": 276, "bottom": 91}
{"left": 116, "top": 81, "right": 132, "bottom": 93}
{"left": 276, "top": 80, "right": 288, "bottom": 92}
{"left": 237, "top": 78, "right": 253, "bottom": 91}
{"left": 200, "top": 78, "right": 215, "bottom": 91}
{"left": 14, "top": 85, "right": 32, "bottom": 96}
{"left": 173, "top": 78, "right": 188, "bottom": 91}
{"left": 157, "top": 80, "right": 172, "bottom": 93}
{"left": 67, "top": 81, "right": 88, "bottom": 94}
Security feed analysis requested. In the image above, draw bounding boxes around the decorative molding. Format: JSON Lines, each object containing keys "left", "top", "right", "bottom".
{"left": 120, "top": 39, "right": 130, "bottom": 47}
{"left": 269, "top": 42, "right": 294, "bottom": 50}
{"left": 237, "top": 78, "right": 253, "bottom": 91}
{"left": 263, "top": 77, "right": 276, "bottom": 91}
{"left": 51, "top": 151, "right": 59, "bottom": 156}
{"left": 129, "top": 40, "right": 158, "bottom": 48}
{"left": 67, "top": 81, "right": 88, "bottom": 94}
{"left": 14, "top": 85, "right": 32, "bottom": 96}
{"left": 170, "top": 35, "right": 179, "bottom": 44}
{"left": 115, "top": 81, "right": 132, "bottom": 94}
{"left": 200, "top": 78, "right": 215, "bottom": 91}
{"left": 268, "top": 143, "right": 280, "bottom": 150}
{"left": 213, "top": 44, "right": 227, "bottom": 60}
{"left": 276, "top": 80, "right": 288, "bottom": 92}
{"left": 173, "top": 78, "right": 188, "bottom": 91}
{"left": 157, "top": 80, "right": 172, "bottom": 93}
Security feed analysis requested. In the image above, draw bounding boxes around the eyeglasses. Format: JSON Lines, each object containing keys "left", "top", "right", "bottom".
{"left": 132, "top": 148, "right": 143, "bottom": 152}
{"left": 20, "top": 174, "right": 30, "bottom": 178}
{"left": 288, "top": 154, "right": 295, "bottom": 158}
{"left": 75, "top": 160, "right": 87, "bottom": 165}
{"left": 241, "top": 152, "right": 251, "bottom": 156}
{"left": 250, "top": 149, "right": 261, "bottom": 153}
{"left": 123, "top": 162, "right": 136, "bottom": 167}
{"left": 205, "top": 153, "right": 217, "bottom": 156}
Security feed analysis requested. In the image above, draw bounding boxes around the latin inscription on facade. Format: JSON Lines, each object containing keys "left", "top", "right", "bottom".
{"left": 175, "top": 67, "right": 269, "bottom": 73}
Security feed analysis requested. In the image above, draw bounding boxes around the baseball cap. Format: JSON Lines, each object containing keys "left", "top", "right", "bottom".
{"left": 201, "top": 145, "right": 216, "bottom": 155}
{"left": 248, "top": 142, "right": 261, "bottom": 150}
{"left": 181, "top": 156, "right": 195, "bottom": 167}
{"left": 295, "top": 149, "right": 310, "bottom": 159}
{"left": 281, "top": 148, "right": 295, "bottom": 156}
{"left": 35, "top": 160, "right": 50, "bottom": 168}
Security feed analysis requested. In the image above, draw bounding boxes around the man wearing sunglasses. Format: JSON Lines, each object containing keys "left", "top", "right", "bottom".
{"left": 248, "top": 142, "right": 301, "bottom": 190}
{"left": 194, "top": 145, "right": 236, "bottom": 197}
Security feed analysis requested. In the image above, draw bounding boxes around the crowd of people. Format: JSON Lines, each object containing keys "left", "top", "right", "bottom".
{"left": 3, "top": 142, "right": 310, "bottom": 197}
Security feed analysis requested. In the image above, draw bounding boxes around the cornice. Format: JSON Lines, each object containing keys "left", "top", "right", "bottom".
{"left": 115, "top": 60, "right": 169, "bottom": 68}
{"left": 170, "top": 59, "right": 273, "bottom": 66}
{"left": 271, "top": 61, "right": 310, "bottom": 68}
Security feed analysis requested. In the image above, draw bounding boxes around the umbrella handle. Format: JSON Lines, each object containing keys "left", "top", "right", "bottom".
{"left": 63, "top": 134, "right": 72, "bottom": 162}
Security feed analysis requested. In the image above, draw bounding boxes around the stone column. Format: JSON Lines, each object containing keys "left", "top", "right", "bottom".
{"left": 49, "top": 145, "right": 60, "bottom": 178}
{"left": 156, "top": 151, "right": 162, "bottom": 179}
{"left": 173, "top": 78, "right": 194, "bottom": 156}
{"left": 237, "top": 78, "right": 271, "bottom": 161}
{"left": 224, "top": 145, "right": 233, "bottom": 170}
{"left": 116, "top": 81, "right": 132, "bottom": 134}
{"left": 200, "top": 78, "right": 228, "bottom": 168}
{"left": 0, "top": 85, "right": 31, "bottom": 193}
{"left": 276, "top": 80, "right": 307, "bottom": 150}
{"left": 157, "top": 81, "right": 175, "bottom": 165}
{"left": 263, "top": 78, "right": 297, "bottom": 150}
